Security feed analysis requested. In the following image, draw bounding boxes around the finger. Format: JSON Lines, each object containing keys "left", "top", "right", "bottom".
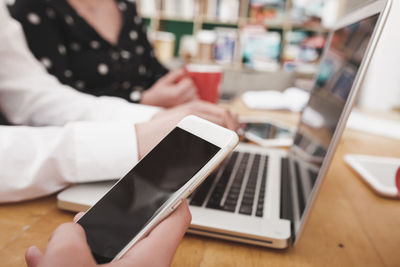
{"left": 159, "top": 68, "right": 186, "bottom": 85}
{"left": 191, "top": 112, "right": 225, "bottom": 128}
{"left": 117, "top": 201, "right": 191, "bottom": 267}
{"left": 179, "top": 84, "right": 199, "bottom": 103}
{"left": 45, "top": 223, "right": 90, "bottom": 256}
{"left": 167, "top": 78, "right": 198, "bottom": 105}
{"left": 50, "top": 223, "right": 87, "bottom": 243}
{"left": 223, "top": 110, "right": 240, "bottom": 132}
{"left": 42, "top": 223, "right": 96, "bottom": 266}
{"left": 146, "top": 200, "right": 191, "bottom": 249}
{"left": 25, "top": 246, "right": 43, "bottom": 267}
{"left": 175, "top": 78, "right": 196, "bottom": 93}
{"left": 191, "top": 101, "right": 239, "bottom": 131}
{"left": 73, "top": 212, "right": 85, "bottom": 223}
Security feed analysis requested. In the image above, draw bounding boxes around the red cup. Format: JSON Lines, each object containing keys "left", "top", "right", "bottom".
{"left": 185, "top": 64, "right": 223, "bottom": 103}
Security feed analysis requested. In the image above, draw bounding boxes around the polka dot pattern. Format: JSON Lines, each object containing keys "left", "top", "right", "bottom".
{"left": 130, "top": 91, "right": 141, "bottom": 102}
{"left": 90, "top": 40, "right": 101, "bottom": 49}
{"left": 138, "top": 65, "right": 146, "bottom": 75}
{"left": 9, "top": 0, "right": 169, "bottom": 103}
{"left": 65, "top": 15, "right": 74, "bottom": 25}
{"left": 70, "top": 42, "right": 81, "bottom": 51}
{"left": 58, "top": 44, "right": 67, "bottom": 55}
{"left": 134, "top": 16, "right": 142, "bottom": 25}
{"left": 129, "top": 30, "right": 138, "bottom": 41}
{"left": 46, "top": 8, "right": 56, "bottom": 19}
{"left": 118, "top": 2, "right": 127, "bottom": 11}
{"left": 136, "top": 46, "right": 144, "bottom": 55}
{"left": 111, "top": 52, "right": 120, "bottom": 60}
{"left": 40, "top": 57, "right": 52, "bottom": 69}
{"left": 27, "top": 13, "right": 41, "bottom": 25}
{"left": 122, "top": 81, "right": 131, "bottom": 89}
{"left": 75, "top": 80, "right": 85, "bottom": 90}
{"left": 6, "top": 0, "right": 16, "bottom": 6}
{"left": 64, "top": 70, "right": 73, "bottom": 78}
{"left": 98, "top": 63, "right": 109, "bottom": 75}
{"left": 120, "top": 50, "right": 131, "bottom": 59}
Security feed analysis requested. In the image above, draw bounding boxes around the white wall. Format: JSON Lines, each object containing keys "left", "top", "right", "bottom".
{"left": 358, "top": 0, "right": 400, "bottom": 111}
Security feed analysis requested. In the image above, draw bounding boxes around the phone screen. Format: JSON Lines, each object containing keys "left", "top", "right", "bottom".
{"left": 78, "top": 127, "right": 220, "bottom": 263}
{"left": 243, "top": 122, "right": 294, "bottom": 139}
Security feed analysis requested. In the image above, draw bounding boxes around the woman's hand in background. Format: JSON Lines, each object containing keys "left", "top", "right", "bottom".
{"left": 141, "top": 68, "right": 198, "bottom": 108}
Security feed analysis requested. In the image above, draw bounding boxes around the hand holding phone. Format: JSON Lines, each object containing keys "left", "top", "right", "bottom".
{"left": 77, "top": 115, "right": 238, "bottom": 263}
{"left": 25, "top": 202, "right": 191, "bottom": 267}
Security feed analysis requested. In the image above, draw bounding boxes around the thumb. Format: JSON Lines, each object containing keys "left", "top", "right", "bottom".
{"left": 73, "top": 212, "right": 85, "bottom": 223}
{"left": 159, "top": 68, "right": 186, "bottom": 84}
{"left": 25, "top": 246, "right": 43, "bottom": 267}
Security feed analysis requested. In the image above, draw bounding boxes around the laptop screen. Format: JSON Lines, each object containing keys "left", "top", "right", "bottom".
{"left": 286, "top": 14, "right": 380, "bottom": 239}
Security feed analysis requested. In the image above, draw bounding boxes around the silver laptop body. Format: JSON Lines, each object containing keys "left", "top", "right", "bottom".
{"left": 57, "top": 0, "right": 391, "bottom": 249}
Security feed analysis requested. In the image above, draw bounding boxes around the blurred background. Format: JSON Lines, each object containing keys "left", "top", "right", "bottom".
{"left": 136, "top": 0, "right": 400, "bottom": 113}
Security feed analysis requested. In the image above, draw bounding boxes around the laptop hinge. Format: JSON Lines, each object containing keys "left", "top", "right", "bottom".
{"left": 280, "top": 157, "right": 295, "bottom": 241}
{"left": 0, "top": 110, "right": 10, "bottom": 125}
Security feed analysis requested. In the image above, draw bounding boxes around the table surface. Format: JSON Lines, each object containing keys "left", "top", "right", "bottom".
{"left": 1, "top": 101, "right": 400, "bottom": 267}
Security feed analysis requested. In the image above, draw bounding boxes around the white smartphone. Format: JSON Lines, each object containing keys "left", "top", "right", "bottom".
{"left": 77, "top": 115, "right": 239, "bottom": 263}
{"left": 345, "top": 154, "right": 400, "bottom": 198}
{"left": 239, "top": 118, "right": 295, "bottom": 147}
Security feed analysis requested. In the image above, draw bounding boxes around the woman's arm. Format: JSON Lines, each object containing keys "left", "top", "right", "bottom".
{"left": 0, "top": 3, "right": 160, "bottom": 126}
{"left": 8, "top": 0, "right": 76, "bottom": 87}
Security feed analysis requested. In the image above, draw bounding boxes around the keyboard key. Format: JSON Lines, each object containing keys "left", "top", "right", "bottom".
{"left": 221, "top": 154, "right": 250, "bottom": 211}
{"left": 294, "top": 161, "right": 306, "bottom": 216}
{"left": 239, "top": 205, "right": 253, "bottom": 215}
{"left": 206, "top": 152, "right": 239, "bottom": 210}
{"left": 190, "top": 172, "right": 217, "bottom": 206}
{"left": 280, "top": 157, "right": 293, "bottom": 221}
{"left": 239, "top": 155, "right": 261, "bottom": 215}
{"left": 255, "top": 156, "right": 268, "bottom": 217}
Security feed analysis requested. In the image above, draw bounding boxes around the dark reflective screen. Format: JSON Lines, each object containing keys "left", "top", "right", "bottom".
{"left": 289, "top": 15, "right": 380, "bottom": 234}
{"left": 78, "top": 127, "right": 219, "bottom": 263}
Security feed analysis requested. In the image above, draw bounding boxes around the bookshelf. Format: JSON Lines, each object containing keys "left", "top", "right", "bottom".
{"left": 137, "top": 0, "right": 333, "bottom": 75}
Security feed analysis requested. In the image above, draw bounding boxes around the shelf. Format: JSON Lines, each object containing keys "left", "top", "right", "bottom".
{"left": 144, "top": 16, "right": 329, "bottom": 33}
{"left": 138, "top": 0, "right": 329, "bottom": 74}
{"left": 201, "top": 18, "right": 240, "bottom": 26}
{"left": 291, "top": 23, "right": 330, "bottom": 33}
{"left": 143, "top": 15, "right": 196, "bottom": 23}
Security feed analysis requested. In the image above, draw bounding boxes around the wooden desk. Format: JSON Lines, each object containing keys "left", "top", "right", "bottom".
{"left": 1, "top": 103, "right": 400, "bottom": 267}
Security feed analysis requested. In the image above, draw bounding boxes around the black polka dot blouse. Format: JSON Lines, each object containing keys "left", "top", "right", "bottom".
{"left": 8, "top": 0, "right": 169, "bottom": 103}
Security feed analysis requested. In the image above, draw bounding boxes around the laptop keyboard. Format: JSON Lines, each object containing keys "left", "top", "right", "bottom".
{"left": 190, "top": 151, "right": 269, "bottom": 217}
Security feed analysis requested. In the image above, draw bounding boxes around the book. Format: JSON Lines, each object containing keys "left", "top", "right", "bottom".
{"left": 162, "top": 0, "right": 199, "bottom": 19}
{"left": 214, "top": 28, "right": 238, "bottom": 64}
{"left": 249, "top": 0, "right": 286, "bottom": 23}
{"left": 241, "top": 25, "right": 281, "bottom": 71}
{"left": 206, "top": 0, "right": 240, "bottom": 23}
{"left": 139, "top": 0, "right": 157, "bottom": 17}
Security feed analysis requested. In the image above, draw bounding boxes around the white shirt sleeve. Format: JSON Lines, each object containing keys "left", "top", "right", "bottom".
{"left": 0, "top": 3, "right": 160, "bottom": 202}
{"left": 0, "top": 122, "right": 139, "bottom": 203}
{"left": 0, "top": 3, "right": 160, "bottom": 126}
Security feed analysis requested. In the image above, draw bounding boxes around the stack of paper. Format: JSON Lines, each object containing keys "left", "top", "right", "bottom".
{"left": 242, "top": 87, "right": 310, "bottom": 112}
{"left": 346, "top": 111, "right": 400, "bottom": 140}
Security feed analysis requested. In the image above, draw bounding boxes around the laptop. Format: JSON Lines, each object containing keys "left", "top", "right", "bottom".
{"left": 57, "top": 0, "right": 391, "bottom": 249}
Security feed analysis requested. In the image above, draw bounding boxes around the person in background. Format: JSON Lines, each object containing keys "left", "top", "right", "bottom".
{"left": 0, "top": 1, "right": 238, "bottom": 203}
{"left": 7, "top": 0, "right": 198, "bottom": 107}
